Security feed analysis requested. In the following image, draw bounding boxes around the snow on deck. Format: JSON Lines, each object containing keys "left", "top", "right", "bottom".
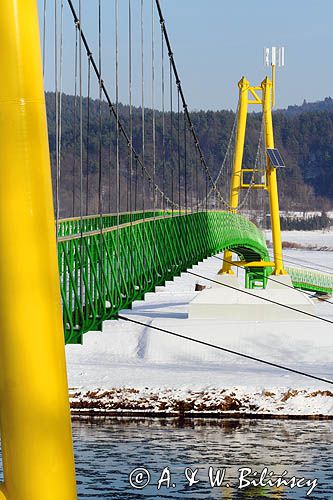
{"left": 66, "top": 230, "right": 333, "bottom": 416}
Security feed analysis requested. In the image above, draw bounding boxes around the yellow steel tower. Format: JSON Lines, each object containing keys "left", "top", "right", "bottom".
{"left": 220, "top": 59, "right": 286, "bottom": 278}
{"left": 0, "top": 1, "right": 77, "bottom": 498}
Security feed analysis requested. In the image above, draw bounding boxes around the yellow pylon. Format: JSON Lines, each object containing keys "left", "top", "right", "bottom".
{"left": 219, "top": 73, "right": 286, "bottom": 276}
{"left": 261, "top": 77, "right": 286, "bottom": 275}
{"left": 0, "top": 1, "right": 77, "bottom": 498}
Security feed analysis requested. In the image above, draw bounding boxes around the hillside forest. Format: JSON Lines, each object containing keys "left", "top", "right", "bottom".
{"left": 46, "top": 93, "right": 333, "bottom": 223}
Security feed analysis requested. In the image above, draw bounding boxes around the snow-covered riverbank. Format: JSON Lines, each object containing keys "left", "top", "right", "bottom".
{"left": 66, "top": 230, "right": 333, "bottom": 417}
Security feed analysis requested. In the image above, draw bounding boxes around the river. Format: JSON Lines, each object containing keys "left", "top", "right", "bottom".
{"left": 72, "top": 417, "right": 333, "bottom": 499}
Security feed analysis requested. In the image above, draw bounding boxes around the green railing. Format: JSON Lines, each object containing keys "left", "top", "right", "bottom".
{"left": 57, "top": 210, "right": 176, "bottom": 238}
{"left": 58, "top": 210, "right": 269, "bottom": 344}
{"left": 287, "top": 266, "right": 333, "bottom": 295}
{"left": 57, "top": 210, "right": 333, "bottom": 343}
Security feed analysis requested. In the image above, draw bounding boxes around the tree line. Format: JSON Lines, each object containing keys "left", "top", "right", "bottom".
{"left": 46, "top": 92, "right": 333, "bottom": 218}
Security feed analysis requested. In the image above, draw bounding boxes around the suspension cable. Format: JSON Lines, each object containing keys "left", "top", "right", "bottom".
{"left": 184, "top": 108, "right": 187, "bottom": 214}
{"left": 72, "top": 22, "right": 78, "bottom": 217}
{"left": 114, "top": 0, "right": 120, "bottom": 225}
{"left": 78, "top": 0, "right": 84, "bottom": 309}
{"left": 155, "top": 0, "right": 230, "bottom": 208}
{"left": 151, "top": 0, "right": 156, "bottom": 214}
{"left": 236, "top": 112, "right": 265, "bottom": 211}
{"left": 151, "top": 0, "right": 157, "bottom": 265}
{"left": 128, "top": 0, "right": 133, "bottom": 219}
{"left": 66, "top": 0, "right": 176, "bottom": 208}
{"left": 58, "top": 0, "right": 64, "bottom": 220}
{"left": 177, "top": 90, "right": 181, "bottom": 209}
{"left": 281, "top": 254, "right": 333, "bottom": 275}
{"left": 86, "top": 58, "right": 91, "bottom": 215}
{"left": 169, "top": 58, "right": 174, "bottom": 215}
{"left": 161, "top": 21, "right": 166, "bottom": 212}
{"left": 212, "top": 254, "right": 333, "bottom": 305}
{"left": 98, "top": 0, "right": 103, "bottom": 221}
{"left": 55, "top": 0, "right": 59, "bottom": 227}
{"left": 199, "top": 106, "right": 239, "bottom": 207}
{"left": 187, "top": 270, "right": 333, "bottom": 325}
{"left": 141, "top": 0, "right": 145, "bottom": 218}
{"left": 79, "top": 0, "right": 83, "bottom": 230}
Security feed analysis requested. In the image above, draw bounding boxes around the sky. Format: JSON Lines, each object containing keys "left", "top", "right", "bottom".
{"left": 38, "top": 0, "right": 333, "bottom": 111}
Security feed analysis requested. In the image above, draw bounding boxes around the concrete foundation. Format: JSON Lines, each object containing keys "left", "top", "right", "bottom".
{"left": 212, "top": 273, "right": 241, "bottom": 288}
{"left": 188, "top": 275, "right": 315, "bottom": 321}
{"left": 266, "top": 274, "right": 294, "bottom": 289}
{"left": 147, "top": 318, "right": 331, "bottom": 364}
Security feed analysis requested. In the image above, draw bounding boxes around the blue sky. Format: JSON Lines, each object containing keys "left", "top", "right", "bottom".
{"left": 39, "top": 0, "right": 333, "bottom": 111}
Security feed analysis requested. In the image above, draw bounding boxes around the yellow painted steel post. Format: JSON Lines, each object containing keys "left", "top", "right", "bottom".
{"left": 229, "top": 77, "right": 250, "bottom": 209}
{"left": 271, "top": 64, "right": 276, "bottom": 108}
{"left": 220, "top": 76, "right": 249, "bottom": 274}
{"left": 261, "top": 77, "right": 286, "bottom": 275}
{"left": 0, "top": 1, "right": 77, "bottom": 499}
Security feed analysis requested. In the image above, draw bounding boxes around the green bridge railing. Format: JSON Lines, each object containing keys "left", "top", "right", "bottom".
{"left": 287, "top": 266, "right": 333, "bottom": 295}
{"left": 58, "top": 210, "right": 269, "bottom": 344}
{"left": 58, "top": 210, "right": 332, "bottom": 344}
{"left": 58, "top": 210, "right": 175, "bottom": 238}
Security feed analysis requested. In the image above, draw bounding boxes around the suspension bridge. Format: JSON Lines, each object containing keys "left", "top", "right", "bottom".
{"left": 0, "top": 0, "right": 332, "bottom": 499}
{"left": 51, "top": 0, "right": 332, "bottom": 343}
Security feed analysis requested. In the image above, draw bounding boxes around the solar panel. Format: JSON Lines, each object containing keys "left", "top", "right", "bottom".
{"left": 266, "top": 148, "right": 285, "bottom": 168}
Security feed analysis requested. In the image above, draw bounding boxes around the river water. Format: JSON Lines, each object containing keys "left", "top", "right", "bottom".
{"left": 72, "top": 417, "right": 333, "bottom": 499}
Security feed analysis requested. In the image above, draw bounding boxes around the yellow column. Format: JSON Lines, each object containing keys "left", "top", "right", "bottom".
{"left": 220, "top": 76, "right": 249, "bottom": 274}
{"left": 0, "top": 1, "right": 77, "bottom": 499}
{"left": 230, "top": 77, "right": 250, "bottom": 209}
{"left": 261, "top": 77, "right": 286, "bottom": 275}
{"left": 271, "top": 64, "right": 276, "bottom": 108}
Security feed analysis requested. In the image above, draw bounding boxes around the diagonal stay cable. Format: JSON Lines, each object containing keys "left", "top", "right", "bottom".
{"left": 281, "top": 254, "right": 333, "bottom": 275}
{"left": 187, "top": 270, "right": 333, "bottom": 325}
{"left": 66, "top": 0, "right": 176, "bottom": 209}
{"left": 117, "top": 315, "right": 333, "bottom": 386}
{"left": 212, "top": 255, "right": 333, "bottom": 305}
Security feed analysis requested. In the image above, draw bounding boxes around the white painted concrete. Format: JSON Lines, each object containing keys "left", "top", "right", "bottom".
{"left": 212, "top": 273, "right": 241, "bottom": 288}
{"left": 266, "top": 274, "right": 294, "bottom": 289}
{"left": 188, "top": 277, "right": 315, "bottom": 321}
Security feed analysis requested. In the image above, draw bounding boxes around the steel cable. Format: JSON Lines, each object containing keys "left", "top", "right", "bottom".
{"left": 187, "top": 270, "right": 333, "bottom": 325}
{"left": 86, "top": 58, "right": 91, "bottom": 216}
{"left": 117, "top": 315, "right": 333, "bottom": 386}
{"left": 66, "top": 0, "right": 177, "bottom": 209}
{"left": 155, "top": 0, "right": 230, "bottom": 209}
{"left": 72, "top": 23, "right": 78, "bottom": 217}
{"left": 212, "top": 255, "right": 333, "bottom": 305}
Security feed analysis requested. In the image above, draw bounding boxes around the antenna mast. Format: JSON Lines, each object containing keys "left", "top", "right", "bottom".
{"left": 264, "top": 46, "right": 285, "bottom": 107}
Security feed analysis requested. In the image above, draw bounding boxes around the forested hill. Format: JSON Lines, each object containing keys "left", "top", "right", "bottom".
{"left": 46, "top": 92, "right": 333, "bottom": 216}
{"left": 281, "top": 97, "right": 333, "bottom": 116}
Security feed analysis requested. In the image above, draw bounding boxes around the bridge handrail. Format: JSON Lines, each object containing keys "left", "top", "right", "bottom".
{"left": 287, "top": 266, "right": 333, "bottom": 294}
{"left": 58, "top": 210, "right": 269, "bottom": 343}
{"left": 57, "top": 210, "right": 172, "bottom": 238}
{"left": 57, "top": 209, "right": 267, "bottom": 248}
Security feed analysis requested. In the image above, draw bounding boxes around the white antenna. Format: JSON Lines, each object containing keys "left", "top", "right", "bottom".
{"left": 264, "top": 47, "right": 270, "bottom": 66}
{"left": 264, "top": 46, "right": 285, "bottom": 67}
{"left": 263, "top": 46, "right": 285, "bottom": 107}
{"left": 279, "top": 47, "right": 285, "bottom": 67}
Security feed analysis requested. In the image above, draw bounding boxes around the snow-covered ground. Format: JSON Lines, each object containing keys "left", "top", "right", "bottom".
{"left": 266, "top": 228, "right": 333, "bottom": 251}
{"left": 66, "top": 230, "right": 333, "bottom": 416}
